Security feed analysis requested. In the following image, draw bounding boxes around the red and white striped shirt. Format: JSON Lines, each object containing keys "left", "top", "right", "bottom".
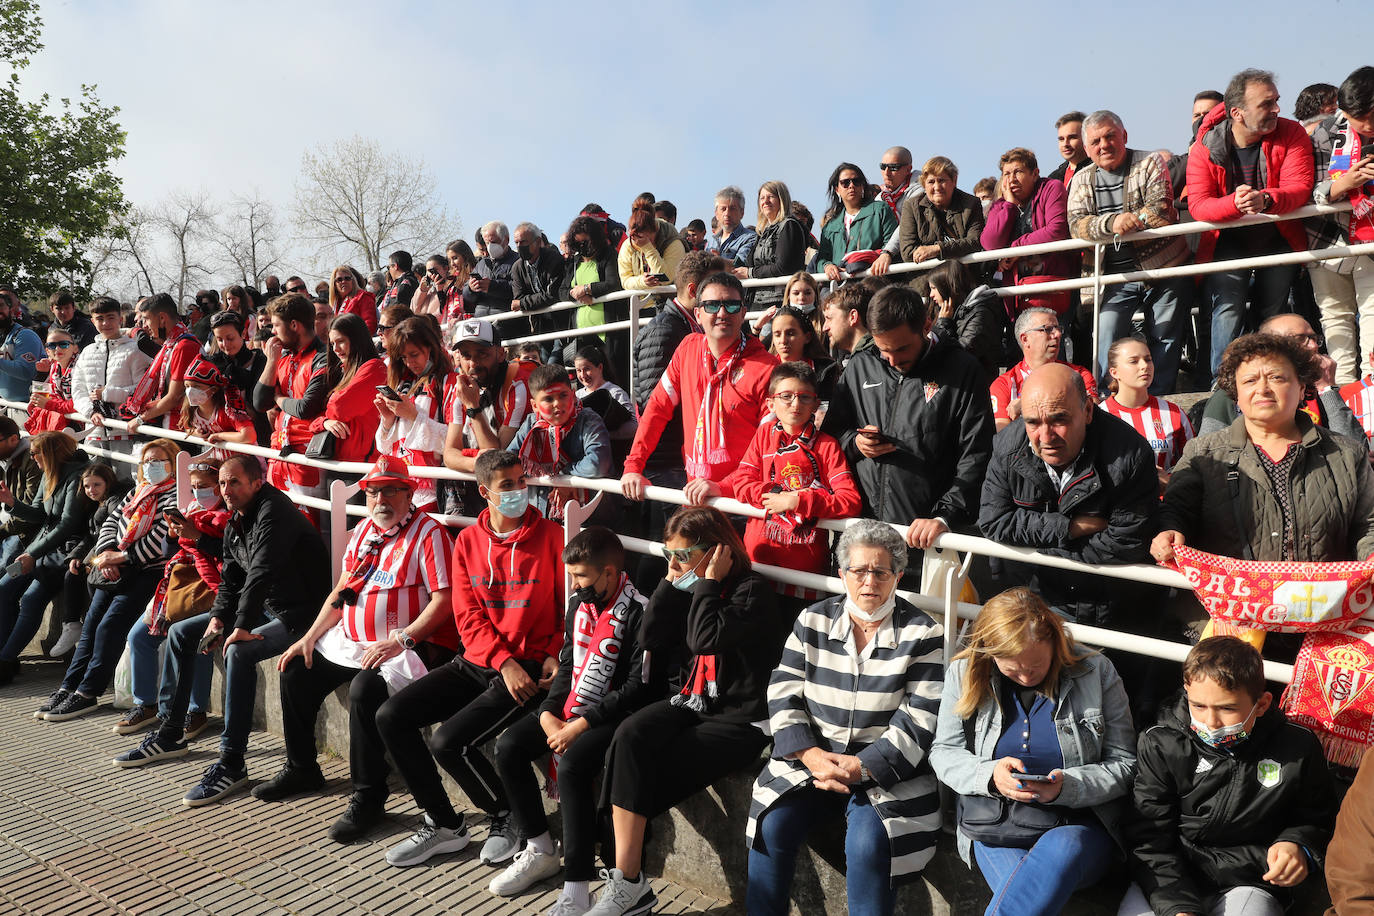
{"left": 1101, "top": 395, "right": 1195, "bottom": 471}
{"left": 1341, "top": 376, "right": 1374, "bottom": 456}
{"left": 989, "top": 359, "right": 1098, "bottom": 421}
{"left": 339, "top": 513, "right": 454, "bottom": 645}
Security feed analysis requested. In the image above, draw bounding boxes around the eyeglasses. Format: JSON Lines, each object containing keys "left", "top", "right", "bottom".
{"left": 662, "top": 542, "right": 708, "bottom": 563}
{"left": 285, "top": 285, "right": 308, "bottom": 294}
{"left": 878, "top": 163, "right": 906, "bottom": 172}
{"left": 364, "top": 486, "right": 408, "bottom": 499}
{"left": 698, "top": 299, "right": 744, "bottom": 315}
{"left": 772, "top": 392, "right": 818, "bottom": 406}
{"left": 44, "top": 341, "right": 74, "bottom": 351}
{"left": 844, "top": 566, "right": 895, "bottom": 583}
{"left": 1293, "top": 332, "right": 1323, "bottom": 345}
{"left": 187, "top": 462, "right": 218, "bottom": 473}
{"left": 1028, "top": 325, "right": 1062, "bottom": 336}
{"left": 837, "top": 178, "right": 864, "bottom": 188}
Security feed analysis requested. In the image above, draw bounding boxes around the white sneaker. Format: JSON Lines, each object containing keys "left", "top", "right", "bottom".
{"left": 50, "top": 621, "right": 81, "bottom": 657}
{"left": 488, "top": 841, "right": 562, "bottom": 896}
{"left": 385, "top": 815, "right": 470, "bottom": 867}
{"left": 586, "top": 868, "right": 656, "bottom": 916}
{"left": 547, "top": 888, "right": 592, "bottom": 916}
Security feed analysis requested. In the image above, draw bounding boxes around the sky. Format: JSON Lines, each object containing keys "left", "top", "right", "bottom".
{"left": 18, "top": 0, "right": 1366, "bottom": 285}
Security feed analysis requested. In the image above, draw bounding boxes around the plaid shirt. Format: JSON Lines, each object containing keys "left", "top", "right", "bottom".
{"left": 1306, "top": 113, "right": 1363, "bottom": 273}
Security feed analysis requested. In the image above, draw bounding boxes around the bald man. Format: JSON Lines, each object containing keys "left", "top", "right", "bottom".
{"left": 979, "top": 363, "right": 1158, "bottom": 629}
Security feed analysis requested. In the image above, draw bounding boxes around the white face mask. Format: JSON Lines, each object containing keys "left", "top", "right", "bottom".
{"left": 845, "top": 594, "right": 896, "bottom": 625}
{"left": 191, "top": 487, "right": 218, "bottom": 510}
{"left": 486, "top": 242, "right": 506, "bottom": 260}
{"left": 142, "top": 460, "right": 170, "bottom": 485}
{"left": 185, "top": 386, "right": 209, "bottom": 407}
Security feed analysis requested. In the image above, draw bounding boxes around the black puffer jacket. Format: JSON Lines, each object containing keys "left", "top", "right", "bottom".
{"left": 820, "top": 333, "right": 993, "bottom": 527}
{"left": 747, "top": 218, "right": 806, "bottom": 309}
{"left": 933, "top": 284, "right": 1003, "bottom": 385}
{"left": 11, "top": 453, "right": 95, "bottom": 568}
{"left": 1126, "top": 695, "right": 1337, "bottom": 916}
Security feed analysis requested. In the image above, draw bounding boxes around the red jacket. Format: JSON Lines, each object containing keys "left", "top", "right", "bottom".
{"left": 310, "top": 358, "right": 387, "bottom": 462}
{"left": 721, "top": 422, "right": 861, "bottom": 587}
{"left": 624, "top": 333, "right": 778, "bottom": 480}
{"left": 340, "top": 289, "right": 378, "bottom": 333}
{"left": 1186, "top": 103, "right": 1314, "bottom": 263}
{"left": 452, "top": 506, "right": 565, "bottom": 671}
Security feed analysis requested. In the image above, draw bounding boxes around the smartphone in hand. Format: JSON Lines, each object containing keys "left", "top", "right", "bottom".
{"left": 376, "top": 385, "right": 402, "bottom": 401}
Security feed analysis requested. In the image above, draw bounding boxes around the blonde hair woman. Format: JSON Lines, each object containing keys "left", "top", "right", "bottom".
{"left": 738, "top": 180, "right": 806, "bottom": 310}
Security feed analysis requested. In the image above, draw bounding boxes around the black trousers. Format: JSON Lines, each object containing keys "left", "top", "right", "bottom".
{"left": 278, "top": 652, "right": 393, "bottom": 801}
{"left": 376, "top": 656, "right": 543, "bottom": 825}
{"left": 602, "top": 699, "right": 768, "bottom": 818}
{"left": 496, "top": 712, "right": 617, "bottom": 881}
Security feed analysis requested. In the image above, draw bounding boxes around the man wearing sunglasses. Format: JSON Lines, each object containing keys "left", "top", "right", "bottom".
{"left": 871, "top": 146, "right": 915, "bottom": 277}
{"left": 621, "top": 271, "right": 778, "bottom": 503}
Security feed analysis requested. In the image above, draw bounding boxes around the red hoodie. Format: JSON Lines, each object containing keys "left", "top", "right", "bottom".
{"left": 451, "top": 505, "right": 565, "bottom": 671}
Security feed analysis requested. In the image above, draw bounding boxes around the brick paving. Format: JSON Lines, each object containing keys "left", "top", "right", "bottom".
{"left": 0, "top": 658, "right": 738, "bottom": 916}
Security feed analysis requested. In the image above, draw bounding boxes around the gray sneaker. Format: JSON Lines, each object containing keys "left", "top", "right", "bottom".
{"left": 489, "top": 840, "right": 562, "bottom": 895}
{"left": 385, "top": 815, "right": 470, "bottom": 867}
{"left": 586, "top": 868, "right": 656, "bottom": 916}
{"left": 479, "top": 811, "right": 521, "bottom": 865}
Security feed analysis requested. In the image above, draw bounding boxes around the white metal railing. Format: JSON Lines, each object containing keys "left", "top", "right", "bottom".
{"left": 18, "top": 402, "right": 1295, "bottom": 684}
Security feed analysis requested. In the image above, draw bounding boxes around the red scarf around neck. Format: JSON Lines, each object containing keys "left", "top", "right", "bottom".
{"left": 687, "top": 334, "right": 746, "bottom": 478}
{"left": 1331, "top": 120, "right": 1374, "bottom": 243}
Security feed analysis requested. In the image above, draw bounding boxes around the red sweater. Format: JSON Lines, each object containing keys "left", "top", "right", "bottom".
{"left": 452, "top": 506, "right": 565, "bottom": 671}
{"left": 310, "top": 358, "right": 388, "bottom": 462}
{"left": 624, "top": 333, "right": 778, "bottom": 480}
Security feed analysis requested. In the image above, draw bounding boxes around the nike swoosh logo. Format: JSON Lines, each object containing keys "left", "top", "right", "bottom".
{"left": 862, "top": 381, "right": 883, "bottom": 389}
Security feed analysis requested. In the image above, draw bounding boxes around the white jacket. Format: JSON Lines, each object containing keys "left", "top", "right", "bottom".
{"left": 71, "top": 335, "right": 154, "bottom": 430}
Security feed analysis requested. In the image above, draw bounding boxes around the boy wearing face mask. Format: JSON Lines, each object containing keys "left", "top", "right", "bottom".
{"left": 1120, "top": 636, "right": 1337, "bottom": 916}
{"left": 375, "top": 448, "right": 565, "bottom": 869}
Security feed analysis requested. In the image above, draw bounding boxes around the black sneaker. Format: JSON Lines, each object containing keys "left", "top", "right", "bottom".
{"left": 250, "top": 764, "right": 325, "bottom": 802}
{"left": 182, "top": 761, "right": 249, "bottom": 807}
{"left": 113, "top": 731, "right": 189, "bottom": 768}
{"left": 327, "top": 794, "right": 386, "bottom": 843}
{"left": 44, "top": 692, "right": 97, "bottom": 722}
{"left": 34, "top": 688, "right": 69, "bottom": 720}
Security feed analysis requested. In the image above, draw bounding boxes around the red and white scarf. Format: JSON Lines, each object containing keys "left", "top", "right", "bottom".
{"left": 763, "top": 421, "right": 828, "bottom": 547}
{"left": 341, "top": 509, "right": 414, "bottom": 600}
{"left": 1283, "top": 621, "right": 1374, "bottom": 766}
{"left": 1331, "top": 120, "right": 1374, "bottom": 244}
{"left": 687, "top": 334, "right": 746, "bottom": 478}
{"left": 123, "top": 325, "right": 195, "bottom": 417}
{"left": 118, "top": 476, "right": 175, "bottom": 552}
{"left": 518, "top": 395, "right": 582, "bottom": 476}
{"left": 879, "top": 183, "right": 909, "bottom": 219}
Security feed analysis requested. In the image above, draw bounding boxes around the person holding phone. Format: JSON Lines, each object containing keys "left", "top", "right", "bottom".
{"left": 930, "top": 588, "right": 1136, "bottom": 916}
{"left": 618, "top": 201, "right": 685, "bottom": 294}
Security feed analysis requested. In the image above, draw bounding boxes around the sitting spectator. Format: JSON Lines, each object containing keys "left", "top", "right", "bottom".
{"left": 1068, "top": 110, "right": 1193, "bottom": 393}
{"left": 926, "top": 259, "right": 1003, "bottom": 384}
{"left": 1119, "top": 637, "right": 1336, "bottom": 916}
{"left": 443, "top": 319, "right": 535, "bottom": 480}
{"left": 180, "top": 356, "right": 257, "bottom": 455}
{"left": 510, "top": 224, "right": 566, "bottom": 353}
{"left": 820, "top": 282, "right": 875, "bottom": 371}
{"left": 621, "top": 272, "right": 778, "bottom": 504}
{"left": 765, "top": 307, "right": 838, "bottom": 401}
{"left": 25, "top": 326, "right": 79, "bottom": 434}
{"left": 1324, "top": 735, "right": 1374, "bottom": 914}
{"left": 1308, "top": 66, "right": 1374, "bottom": 386}
{"left": 0, "top": 432, "right": 93, "bottom": 685}
{"left": 573, "top": 344, "right": 637, "bottom": 457}
{"left": 737, "top": 181, "right": 806, "bottom": 310}
{"left": 489, "top": 527, "right": 650, "bottom": 911}
{"left": 309, "top": 313, "right": 387, "bottom": 464}
{"left": 375, "top": 450, "right": 565, "bottom": 868}
{"left": 112, "top": 457, "right": 225, "bottom": 739}
{"left": 1188, "top": 69, "right": 1314, "bottom": 376}
{"left": 1100, "top": 337, "right": 1196, "bottom": 492}
{"left": 382, "top": 250, "right": 418, "bottom": 312}
{"left": 747, "top": 519, "right": 942, "bottom": 916}
{"left": 255, "top": 456, "right": 458, "bottom": 844}
{"left": 0, "top": 418, "right": 39, "bottom": 567}
{"left": 560, "top": 215, "right": 625, "bottom": 370}
{"left": 1340, "top": 349, "right": 1374, "bottom": 456}
{"left": 253, "top": 292, "right": 331, "bottom": 503}
{"left": 898, "top": 155, "right": 986, "bottom": 264}
{"left": 930, "top": 588, "right": 1135, "bottom": 916}
{"left": 989, "top": 306, "right": 1098, "bottom": 431}
{"left": 618, "top": 201, "right": 685, "bottom": 292}
{"left": 507, "top": 363, "right": 612, "bottom": 521}
{"left": 376, "top": 317, "right": 458, "bottom": 513}
{"left": 208, "top": 310, "right": 270, "bottom": 445}
{"left": 821, "top": 286, "right": 994, "bottom": 549}
{"left": 330, "top": 265, "right": 378, "bottom": 334}
{"left": 980, "top": 364, "right": 1157, "bottom": 628}
{"left": 49, "top": 290, "right": 96, "bottom": 349}
{"left": 817, "top": 163, "right": 899, "bottom": 282}
{"left": 53, "top": 463, "right": 124, "bottom": 658}
{"left": 112, "top": 454, "right": 331, "bottom": 807}
{"left": 312, "top": 300, "right": 333, "bottom": 343}
{"left": 1048, "top": 111, "right": 1091, "bottom": 186}
{"left": 981, "top": 148, "right": 1076, "bottom": 318}
{"left": 73, "top": 296, "right": 153, "bottom": 460}
{"left": 124, "top": 293, "right": 200, "bottom": 433}
{"left": 594, "top": 506, "right": 782, "bottom": 916}
{"left": 0, "top": 286, "right": 44, "bottom": 421}
{"left": 41, "top": 438, "right": 179, "bottom": 722}
{"left": 704, "top": 185, "right": 759, "bottom": 268}
{"left": 466, "top": 223, "right": 518, "bottom": 318}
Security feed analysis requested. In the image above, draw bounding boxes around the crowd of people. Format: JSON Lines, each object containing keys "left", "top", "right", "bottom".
{"left": 0, "top": 64, "right": 1371, "bottom": 915}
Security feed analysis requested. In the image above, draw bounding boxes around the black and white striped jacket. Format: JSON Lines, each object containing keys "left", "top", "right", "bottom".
{"left": 93, "top": 487, "right": 177, "bottom": 570}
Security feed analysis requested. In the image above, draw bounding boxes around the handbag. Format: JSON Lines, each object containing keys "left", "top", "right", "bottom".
{"left": 954, "top": 713, "right": 1067, "bottom": 848}
{"left": 163, "top": 560, "right": 215, "bottom": 623}
{"left": 1013, "top": 273, "right": 1071, "bottom": 317}
{"left": 86, "top": 561, "right": 122, "bottom": 592}
{"left": 305, "top": 429, "right": 336, "bottom": 460}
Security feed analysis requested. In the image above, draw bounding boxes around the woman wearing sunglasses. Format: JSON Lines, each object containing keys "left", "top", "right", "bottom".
{"left": 26, "top": 327, "right": 80, "bottom": 434}
{"left": 591, "top": 505, "right": 784, "bottom": 916}
{"left": 329, "top": 265, "right": 378, "bottom": 334}
{"left": 817, "top": 163, "right": 899, "bottom": 282}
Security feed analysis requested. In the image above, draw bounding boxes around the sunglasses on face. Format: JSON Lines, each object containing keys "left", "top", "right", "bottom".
{"left": 878, "top": 163, "right": 906, "bottom": 172}
{"left": 662, "top": 542, "right": 708, "bottom": 563}
{"left": 698, "top": 299, "right": 744, "bottom": 315}
{"left": 335, "top": 276, "right": 353, "bottom": 285}
{"left": 45, "top": 341, "right": 74, "bottom": 351}
{"left": 837, "top": 178, "right": 864, "bottom": 188}
{"left": 286, "top": 284, "right": 308, "bottom": 294}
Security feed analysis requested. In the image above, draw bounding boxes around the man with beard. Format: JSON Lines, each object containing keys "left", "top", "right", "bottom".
{"left": 124, "top": 293, "right": 201, "bottom": 433}
{"left": 0, "top": 286, "right": 45, "bottom": 421}
{"left": 253, "top": 456, "right": 459, "bottom": 844}
{"left": 252, "top": 292, "right": 331, "bottom": 501}
{"left": 443, "top": 319, "right": 535, "bottom": 474}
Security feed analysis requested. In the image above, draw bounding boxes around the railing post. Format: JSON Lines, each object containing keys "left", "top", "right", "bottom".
{"left": 561, "top": 491, "right": 601, "bottom": 600}
{"left": 329, "top": 477, "right": 351, "bottom": 578}
{"left": 1090, "top": 243, "right": 1104, "bottom": 381}
{"left": 627, "top": 294, "right": 643, "bottom": 402}
{"left": 174, "top": 450, "right": 192, "bottom": 510}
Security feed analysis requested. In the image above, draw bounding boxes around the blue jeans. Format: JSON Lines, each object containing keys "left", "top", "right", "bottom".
{"left": 1207, "top": 264, "right": 1300, "bottom": 374}
{"left": 125, "top": 616, "right": 211, "bottom": 714}
{"left": 972, "top": 822, "right": 1114, "bottom": 916}
{"left": 0, "top": 565, "right": 62, "bottom": 662}
{"left": 748, "top": 788, "right": 895, "bottom": 916}
{"left": 160, "top": 612, "right": 294, "bottom": 761}
{"left": 1096, "top": 277, "right": 1192, "bottom": 395}
{"left": 61, "top": 567, "right": 161, "bottom": 696}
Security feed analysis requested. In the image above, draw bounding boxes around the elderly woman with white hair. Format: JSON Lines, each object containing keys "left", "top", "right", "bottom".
{"left": 745, "top": 518, "right": 945, "bottom": 916}
{"left": 464, "top": 220, "right": 519, "bottom": 317}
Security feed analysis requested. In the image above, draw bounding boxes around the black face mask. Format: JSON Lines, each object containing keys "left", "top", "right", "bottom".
{"left": 516, "top": 243, "right": 534, "bottom": 261}
{"left": 1190, "top": 114, "right": 1204, "bottom": 143}
{"left": 573, "top": 570, "right": 614, "bottom": 607}
{"left": 574, "top": 240, "right": 592, "bottom": 257}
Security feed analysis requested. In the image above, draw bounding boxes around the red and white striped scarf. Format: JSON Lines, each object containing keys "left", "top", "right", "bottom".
{"left": 1330, "top": 122, "right": 1374, "bottom": 244}
{"left": 687, "top": 334, "right": 745, "bottom": 478}
{"left": 878, "top": 183, "right": 909, "bottom": 219}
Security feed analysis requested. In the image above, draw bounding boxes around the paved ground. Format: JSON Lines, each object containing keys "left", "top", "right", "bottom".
{"left": 0, "top": 658, "right": 737, "bottom": 916}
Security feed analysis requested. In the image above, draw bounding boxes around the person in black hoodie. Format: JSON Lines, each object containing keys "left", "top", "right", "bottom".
{"left": 1121, "top": 637, "right": 1337, "bottom": 916}
{"left": 591, "top": 506, "right": 783, "bottom": 916}
{"left": 559, "top": 215, "right": 625, "bottom": 372}
{"left": 510, "top": 222, "right": 567, "bottom": 357}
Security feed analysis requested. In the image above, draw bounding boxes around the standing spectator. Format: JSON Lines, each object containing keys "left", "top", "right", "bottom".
{"left": 897, "top": 156, "right": 985, "bottom": 265}
{"left": 869, "top": 145, "right": 916, "bottom": 275}
{"left": 376, "top": 304, "right": 413, "bottom": 358}
{"left": 765, "top": 306, "right": 837, "bottom": 399}
{"left": 263, "top": 276, "right": 282, "bottom": 300}
{"left": 410, "top": 254, "right": 461, "bottom": 326}
{"left": 573, "top": 344, "right": 637, "bottom": 460}
{"left": 1047, "top": 111, "right": 1090, "bottom": 186}
{"left": 312, "top": 300, "right": 334, "bottom": 343}
{"left": 376, "top": 317, "right": 457, "bottom": 513}
{"left": 219, "top": 284, "right": 258, "bottom": 341}
{"left": 681, "top": 219, "right": 707, "bottom": 252}
{"left": 654, "top": 200, "right": 677, "bottom": 226}
{"left": 1101, "top": 337, "right": 1196, "bottom": 491}
{"left": 309, "top": 313, "right": 386, "bottom": 464}
{"left": 25, "top": 326, "right": 79, "bottom": 434}
{"left": 822, "top": 286, "right": 993, "bottom": 547}
{"left": 619, "top": 203, "right": 685, "bottom": 293}
{"left": 207, "top": 310, "right": 269, "bottom": 446}
{"left": 989, "top": 307, "right": 1098, "bottom": 431}
{"left": 1068, "top": 110, "right": 1192, "bottom": 392}
{"left": 330, "top": 265, "right": 379, "bottom": 334}
{"left": 738, "top": 181, "right": 806, "bottom": 311}
{"left": 981, "top": 148, "right": 1076, "bottom": 319}
{"left": 703, "top": 186, "right": 758, "bottom": 268}
{"left": 190, "top": 289, "right": 219, "bottom": 343}
{"left": 926, "top": 259, "right": 1002, "bottom": 384}
{"left": 48, "top": 291, "right": 96, "bottom": 349}
{"left": 124, "top": 293, "right": 200, "bottom": 433}
{"left": 366, "top": 271, "right": 387, "bottom": 305}
{"left": 1295, "top": 82, "right": 1339, "bottom": 134}
{"left": 0, "top": 286, "right": 42, "bottom": 422}
{"left": 465, "top": 224, "right": 518, "bottom": 318}
{"left": 1188, "top": 68, "right": 1315, "bottom": 375}
{"left": 253, "top": 292, "right": 331, "bottom": 503}
{"left": 179, "top": 356, "right": 258, "bottom": 455}
{"left": 559, "top": 216, "right": 625, "bottom": 372}
{"left": 817, "top": 163, "right": 899, "bottom": 282}
{"left": 382, "top": 251, "right": 418, "bottom": 311}
{"left": 71, "top": 297, "right": 152, "bottom": 460}
{"left": 507, "top": 363, "right": 612, "bottom": 521}
{"left": 510, "top": 224, "right": 567, "bottom": 353}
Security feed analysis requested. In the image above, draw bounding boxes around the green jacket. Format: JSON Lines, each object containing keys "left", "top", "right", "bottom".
{"left": 817, "top": 200, "right": 899, "bottom": 270}
{"left": 0, "top": 440, "right": 42, "bottom": 542}
{"left": 11, "top": 452, "right": 95, "bottom": 564}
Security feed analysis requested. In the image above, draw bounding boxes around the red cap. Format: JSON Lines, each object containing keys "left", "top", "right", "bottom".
{"left": 359, "top": 454, "right": 413, "bottom": 489}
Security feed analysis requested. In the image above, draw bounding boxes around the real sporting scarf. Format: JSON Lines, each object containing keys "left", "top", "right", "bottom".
{"left": 118, "top": 476, "right": 175, "bottom": 553}
{"left": 879, "top": 183, "right": 909, "bottom": 219}
{"left": 1329, "top": 119, "right": 1374, "bottom": 244}
{"left": 518, "top": 395, "right": 582, "bottom": 476}
{"left": 341, "top": 509, "right": 414, "bottom": 601}
{"left": 687, "top": 334, "right": 746, "bottom": 478}
{"left": 671, "top": 653, "right": 718, "bottom": 714}
{"left": 763, "top": 421, "right": 828, "bottom": 547}
{"left": 1283, "top": 620, "right": 1374, "bottom": 766}
{"left": 123, "top": 325, "right": 196, "bottom": 417}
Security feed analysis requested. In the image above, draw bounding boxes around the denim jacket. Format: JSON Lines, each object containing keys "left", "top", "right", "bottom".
{"left": 929, "top": 651, "right": 1136, "bottom": 863}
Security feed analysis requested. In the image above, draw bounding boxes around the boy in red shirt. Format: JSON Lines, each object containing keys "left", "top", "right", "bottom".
{"left": 722, "top": 363, "right": 862, "bottom": 621}
{"left": 375, "top": 449, "right": 565, "bottom": 870}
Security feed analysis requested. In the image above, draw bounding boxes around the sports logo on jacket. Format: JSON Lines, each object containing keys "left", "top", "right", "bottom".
{"left": 924, "top": 382, "right": 940, "bottom": 402}
{"left": 1256, "top": 759, "right": 1282, "bottom": 788}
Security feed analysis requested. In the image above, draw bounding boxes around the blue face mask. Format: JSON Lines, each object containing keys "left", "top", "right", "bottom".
{"left": 672, "top": 569, "right": 700, "bottom": 592}
{"left": 495, "top": 487, "right": 529, "bottom": 519}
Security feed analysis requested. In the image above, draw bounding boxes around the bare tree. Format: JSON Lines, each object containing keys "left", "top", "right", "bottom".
{"left": 154, "top": 189, "right": 219, "bottom": 306}
{"left": 115, "top": 206, "right": 161, "bottom": 300}
{"left": 292, "top": 135, "right": 459, "bottom": 272}
{"left": 217, "top": 191, "right": 285, "bottom": 288}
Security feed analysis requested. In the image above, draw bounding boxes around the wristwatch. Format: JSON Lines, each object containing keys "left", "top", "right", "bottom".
{"left": 464, "top": 405, "right": 482, "bottom": 419}
{"left": 1261, "top": 191, "right": 1274, "bottom": 212}
{"left": 393, "top": 629, "right": 416, "bottom": 650}
{"left": 859, "top": 762, "right": 872, "bottom": 785}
